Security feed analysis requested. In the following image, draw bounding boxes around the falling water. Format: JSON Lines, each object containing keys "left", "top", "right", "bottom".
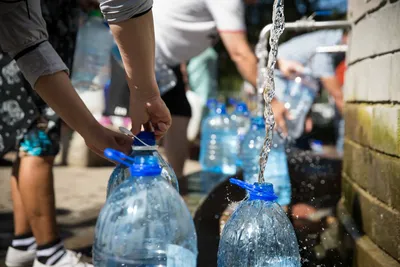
{"left": 257, "top": 0, "right": 285, "bottom": 183}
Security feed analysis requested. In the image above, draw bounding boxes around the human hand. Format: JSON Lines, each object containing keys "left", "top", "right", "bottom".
{"left": 277, "top": 59, "right": 304, "bottom": 79}
{"left": 271, "top": 98, "right": 290, "bottom": 136}
{"left": 129, "top": 91, "right": 172, "bottom": 140}
{"left": 85, "top": 125, "right": 132, "bottom": 159}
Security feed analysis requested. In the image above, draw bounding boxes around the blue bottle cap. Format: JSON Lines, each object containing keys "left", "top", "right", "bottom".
{"left": 133, "top": 131, "right": 156, "bottom": 146}
{"left": 250, "top": 116, "right": 265, "bottom": 129}
{"left": 216, "top": 103, "right": 227, "bottom": 115}
{"left": 235, "top": 102, "right": 249, "bottom": 115}
{"left": 228, "top": 98, "right": 237, "bottom": 106}
{"left": 230, "top": 178, "right": 278, "bottom": 201}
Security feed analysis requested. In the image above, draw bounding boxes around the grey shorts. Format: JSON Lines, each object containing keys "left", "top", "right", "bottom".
{"left": 0, "top": 0, "right": 68, "bottom": 87}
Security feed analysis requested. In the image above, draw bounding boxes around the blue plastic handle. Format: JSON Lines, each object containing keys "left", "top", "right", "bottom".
{"left": 104, "top": 148, "right": 135, "bottom": 167}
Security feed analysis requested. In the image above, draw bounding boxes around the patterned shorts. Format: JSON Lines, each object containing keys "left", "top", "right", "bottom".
{"left": 19, "top": 118, "right": 60, "bottom": 157}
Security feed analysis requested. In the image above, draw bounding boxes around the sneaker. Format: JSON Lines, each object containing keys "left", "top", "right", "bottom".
{"left": 5, "top": 246, "right": 36, "bottom": 267}
{"left": 32, "top": 250, "right": 93, "bottom": 267}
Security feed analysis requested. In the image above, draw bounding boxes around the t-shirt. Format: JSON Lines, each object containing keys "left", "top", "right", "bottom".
{"left": 278, "top": 30, "right": 343, "bottom": 78}
{"left": 153, "top": 0, "right": 246, "bottom": 66}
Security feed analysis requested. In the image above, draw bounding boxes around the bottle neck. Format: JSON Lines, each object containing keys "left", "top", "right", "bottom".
{"left": 132, "top": 145, "right": 158, "bottom": 151}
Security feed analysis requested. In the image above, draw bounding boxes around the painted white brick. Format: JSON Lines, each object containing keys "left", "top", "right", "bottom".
{"left": 390, "top": 52, "right": 400, "bottom": 102}
{"left": 367, "top": 54, "right": 391, "bottom": 102}
{"left": 348, "top": 0, "right": 386, "bottom": 22}
{"left": 349, "top": 1, "right": 400, "bottom": 63}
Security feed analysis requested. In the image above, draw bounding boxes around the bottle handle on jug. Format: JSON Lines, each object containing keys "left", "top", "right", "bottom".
{"left": 104, "top": 148, "right": 135, "bottom": 167}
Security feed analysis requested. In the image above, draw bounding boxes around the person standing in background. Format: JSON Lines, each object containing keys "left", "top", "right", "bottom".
{"left": 1, "top": 0, "right": 172, "bottom": 266}
{"left": 104, "top": 0, "right": 291, "bottom": 180}
{"left": 184, "top": 47, "right": 219, "bottom": 142}
{"left": 2, "top": 1, "right": 97, "bottom": 266}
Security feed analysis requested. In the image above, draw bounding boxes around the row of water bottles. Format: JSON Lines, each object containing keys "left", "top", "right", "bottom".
{"left": 199, "top": 99, "right": 251, "bottom": 175}
{"left": 199, "top": 100, "right": 291, "bottom": 206}
{"left": 200, "top": 70, "right": 319, "bottom": 206}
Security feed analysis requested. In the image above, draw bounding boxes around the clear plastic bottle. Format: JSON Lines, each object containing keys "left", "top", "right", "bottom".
{"left": 71, "top": 10, "right": 113, "bottom": 114}
{"left": 218, "top": 179, "right": 300, "bottom": 267}
{"left": 199, "top": 102, "right": 238, "bottom": 175}
{"left": 240, "top": 116, "right": 291, "bottom": 206}
{"left": 106, "top": 131, "right": 179, "bottom": 198}
{"left": 94, "top": 148, "right": 197, "bottom": 267}
{"left": 283, "top": 70, "right": 319, "bottom": 140}
{"left": 230, "top": 102, "right": 250, "bottom": 143}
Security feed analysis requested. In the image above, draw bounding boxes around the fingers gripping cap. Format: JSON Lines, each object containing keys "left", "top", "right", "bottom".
{"left": 133, "top": 131, "right": 156, "bottom": 146}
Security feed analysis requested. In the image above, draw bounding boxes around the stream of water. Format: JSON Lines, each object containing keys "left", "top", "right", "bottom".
{"left": 257, "top": 0, "right": 286, "bottom": 183}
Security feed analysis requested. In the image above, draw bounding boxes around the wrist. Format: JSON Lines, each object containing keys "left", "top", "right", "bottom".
{"left": 79, "top": 118, "right": 102, "bottom": 140}
{"left": 130, "top": 85, "right": 160, "bottom": 102}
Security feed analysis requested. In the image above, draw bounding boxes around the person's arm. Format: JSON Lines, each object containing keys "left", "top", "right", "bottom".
{"left": 219, "top": 32, "right": 289, "bottom": 134}
{"left": 100, "top": 1, "right": 171, "bottom": 139}
{"left": 0, "top": 0, "right": 132, "bottom": 157}
{"left": 276, "top": 58, "right": 305, "bottom": 78}
{"left": 320, "top": 76, "right": 344, "bottom": 114}
{"left": 219, "top": 32, "right": 258, "bottom": 88}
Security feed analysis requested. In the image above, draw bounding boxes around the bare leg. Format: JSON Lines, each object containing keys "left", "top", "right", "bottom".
{"left": 18, "top": 156, "right": 58, "bottom": 245}
{"left": 11, "top": 161, "right": 31, "bottom": 236}
{"left": 163, "top": 116, "right": 190, "bottom": 178}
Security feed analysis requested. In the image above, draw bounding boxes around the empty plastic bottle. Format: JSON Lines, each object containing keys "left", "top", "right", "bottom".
{"left": 94, "top": 148, "right": 197, "bottom": 267}
{"left": 71, "top": 10, "right": 113, "bottom": 93}
{"left": 230, "top": 102, "right": 250, "bottom": 142}
{"left": 218, "top": 179, "right": 300, "bottom": 267}
{"left": 282, "top": 70, "right": 319, "bottom": 139}
{"left": 199, "top": 102, "right": 238, "bottom": 175}
{"left": 240, "top": 116, "right": 291, "bottom": 206}
{"left": 106, "top": 131, "right": 179, "bottom": 198}
{"left": 71, "top": 10, "right": 113, "bottom": 115}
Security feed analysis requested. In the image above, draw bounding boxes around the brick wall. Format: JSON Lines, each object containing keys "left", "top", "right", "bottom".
{"left": 341, "top": 0, "right": 400, "bottom": 266}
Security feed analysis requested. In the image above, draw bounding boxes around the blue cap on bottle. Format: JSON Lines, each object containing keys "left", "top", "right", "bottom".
{"left": 250, "top": 116, "right": 265, "bottom": 129}
{"left": 207, "top": 98, "right": 218, "bottom": 108}
{"left": 133, "top": 131, "right": 156, "bottom": 146}
{"left": 216, "top": 103, "right": 227, "bottom": 115}
{"left": 235, "top": 102, "right": 249, "bottom": 115}
{"left": 230, "top": 178, "right": 278, "bottom": 202}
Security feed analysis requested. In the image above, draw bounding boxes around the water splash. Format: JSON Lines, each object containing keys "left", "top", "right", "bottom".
{"left": 258, "top": 0, "right": 285, "bottom": 183}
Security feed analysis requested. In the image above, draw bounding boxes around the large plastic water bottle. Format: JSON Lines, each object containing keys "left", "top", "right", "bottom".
{"left": 240, "top": 116, "right": 291, "bottom": 206}
{"left": 282, "top": 70, "right": 319, "bottom": 139}
{"left": 230, "top": 102, "right": 250, "bottom": 142}
{"left": 94, "top": 148, "right": 197, "bottom": 267}
{"left": 218, "top": 179, "right": 300, "bottom": 267}
{"left": 199, "top": 102, "right": 238, "bottom": 175}
{"left": 106, "top": 131, "right": 179, "bottom": 198}
{"left": 71, "top": 10, "right": 113, "bottom": 114}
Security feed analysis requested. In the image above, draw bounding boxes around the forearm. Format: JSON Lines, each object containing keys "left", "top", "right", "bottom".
{"left": 109, "top": 11, "right": 159, "bottom": 100}
{"left": 34, "top": 71, "right": 100, "bottom": 138}
{"left": 233, "top": 52, "right": 258, "bottom": 88}
{"left": 321, "top": 76, "right": 344, "bottom": 113}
